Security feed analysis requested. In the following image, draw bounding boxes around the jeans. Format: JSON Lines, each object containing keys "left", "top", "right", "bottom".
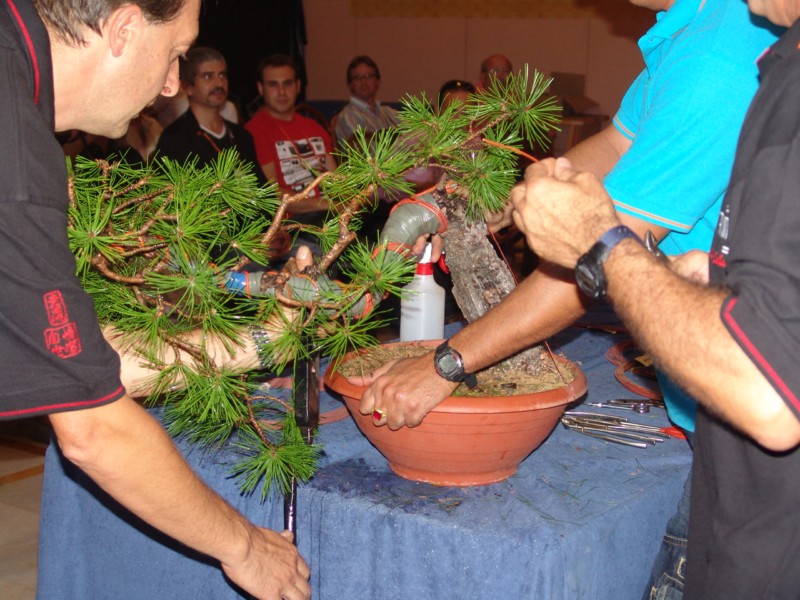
{"left": 642, "top": 432, "right": 693, "bottom": 600}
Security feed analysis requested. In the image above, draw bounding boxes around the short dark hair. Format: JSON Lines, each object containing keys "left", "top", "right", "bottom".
{"left": 437, "top": 79, "right": 476, "bottom": 108}
{"left": 180, "top": 46, "right": 225, "bottom": 83}
{"left": 256, "top": 54, "right": 298, "bottom": 81}
{"left": 33, "top": 0, "right": 185, "bottom": 47}
{"left": 346, "top": 55, "right": 380, "bottom": 84}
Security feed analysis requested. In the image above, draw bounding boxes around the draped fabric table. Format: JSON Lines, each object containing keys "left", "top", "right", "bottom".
{"left": 37, "top": 323, "right": 691, "bottom": 600}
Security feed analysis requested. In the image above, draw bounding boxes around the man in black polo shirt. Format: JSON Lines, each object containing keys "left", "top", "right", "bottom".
{"left": 509, "top": 0, "right": 800, "bottom": 596}
{"left": 156, "top": 45, "right": 292, "bottom": 259}
{"left": 156, "top": 46, "right": 265, "bottom": 183}
{"left": 0, "top": 1, "right": 309, "bottom": 598}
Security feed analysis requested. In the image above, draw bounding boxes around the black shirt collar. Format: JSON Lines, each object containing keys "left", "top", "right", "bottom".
{"left": 758, "top": 18, "right": 800, "bottom": 78}
{"left": 3, "top": 0, "right": 54, "bottom": 128}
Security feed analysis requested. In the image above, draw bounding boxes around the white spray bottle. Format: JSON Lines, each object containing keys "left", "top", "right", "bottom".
{"left": 400, "top": 243, "right": 445, "bottom": 341}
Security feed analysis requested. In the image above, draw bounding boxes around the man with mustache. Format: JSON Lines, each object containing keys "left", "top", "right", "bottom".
{"left": 0, "top": 1, "right": 310, "bottom": 597}
{"left": 156, "top": 46, "right": 265, "bottom": 184}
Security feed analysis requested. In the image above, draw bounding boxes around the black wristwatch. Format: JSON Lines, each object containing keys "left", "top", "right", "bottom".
{"left": 433, "top": 341, "right": 478, "bottom": 388}
{"left": 575, "top": 225, "right": 641, "bottom": 299}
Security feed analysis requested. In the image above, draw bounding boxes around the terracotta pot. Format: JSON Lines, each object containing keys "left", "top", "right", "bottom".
{"left": 323, "top": 341, "right": 587, "bottom": 486}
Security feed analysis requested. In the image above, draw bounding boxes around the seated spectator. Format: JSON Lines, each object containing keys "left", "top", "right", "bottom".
{"left": 245, "top": 54, "right": 336, "bottom": 221}
{"left": 437, "top": 79, "right": 476, "bottom": 112}
{"left": 123, "top": 110, "right": 163, "bottom": 163}
{"left": 156, "top": 47, "right": 290, "bottom": 260}
{"left": 59, "top": 112, "right": 160, "bottom": 167}
{"left": 334, "top": 56, "right": 398, "bottom": 149}
{"left": 155, "top": 47, "right": 266, "bottom": 185}
{"left": 478, "top": 54, "right": 513, "bottom": 90}
{"left": 152, "top": 85, "right": 241, "bottom": 128}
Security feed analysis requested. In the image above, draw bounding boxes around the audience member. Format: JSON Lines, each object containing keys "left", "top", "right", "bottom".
{"left": 0, "top": 1, "right": 310, "bottom": 598}
{"left": 437, "top": 79, "right": 475, "bottom": 112}
{"left": 59, "top": 110, "right": 161, "bottom": 166}
{"left": 334, "top": 55, "right": 398, "bottom": 148}
{"left": 156, "top": 46, "right": 266, "bottom": 184}
{"left": 245, "top": 54, "right": 336, "bottom": 219}
{"left": 123, "top": 110, "right": 163, "bottom": 162}
{"left": 477, "top": 54, "right": 513, "bottom": 90}
{"left": 152, "top": 84, "right": 240, "bottom": 128}
{"left": 511, "top": 0, "right": 800, "bottom": 595}
{"left": 353, "top": 3, "right": 778, "bottom": 600}
{"left": 155, "top": 46, "right": 291, "bottom": 260}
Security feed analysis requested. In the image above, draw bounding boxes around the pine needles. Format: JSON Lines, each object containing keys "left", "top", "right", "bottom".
{"left": 68, "top": 67, "right": 561, "bottom": 497}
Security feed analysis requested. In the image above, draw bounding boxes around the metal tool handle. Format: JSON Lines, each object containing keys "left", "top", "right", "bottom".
{"left": 284, "top": 339, "right": 320, "bottom": 541}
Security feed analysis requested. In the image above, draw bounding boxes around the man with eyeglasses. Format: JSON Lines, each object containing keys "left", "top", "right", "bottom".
{"left": 334, "top": 55, "right": 398, "bottom": 148}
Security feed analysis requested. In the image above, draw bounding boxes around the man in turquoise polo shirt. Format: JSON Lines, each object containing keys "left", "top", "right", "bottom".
{"left": 354, "top": 1, "right": 780, "bottom": 597}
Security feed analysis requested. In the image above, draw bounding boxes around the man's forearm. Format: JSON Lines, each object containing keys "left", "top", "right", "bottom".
{"left": 450, "top": 262, "right": 590, "bottom": 372}
{"left": 605, "top": 240, "right": 800, "bottom": 450}
{"left": 49, "top": 396, "right": 255, "bottom": 565}
{"left": 107, "top": 327, "right": 260, "bottom": 397}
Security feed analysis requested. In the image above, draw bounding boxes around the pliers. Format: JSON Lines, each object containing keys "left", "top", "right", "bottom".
{"left": 561, "top": 411, "right": 687, "bottom": 446}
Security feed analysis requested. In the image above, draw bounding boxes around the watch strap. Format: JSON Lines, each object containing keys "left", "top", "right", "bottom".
{"left": 576, "top": 225, "right": 641, "bottom": 299}
{"left": 589, "top": 225, "right": 641, "bottom": 265}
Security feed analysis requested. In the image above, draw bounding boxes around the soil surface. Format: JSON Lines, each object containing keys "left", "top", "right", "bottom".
{"left": 336, "top": 343, "right": 577, "bottom": 397}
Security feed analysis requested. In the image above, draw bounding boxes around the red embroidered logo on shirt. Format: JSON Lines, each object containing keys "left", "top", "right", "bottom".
{"left": 42, "top": 291, "right": 82, "bottom": 358}
{"left": 709, "top": 249, "right": 727, "bottom": 269}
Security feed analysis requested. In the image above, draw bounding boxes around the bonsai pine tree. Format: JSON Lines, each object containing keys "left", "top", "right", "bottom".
{"left": 67, "top": 67, "right": 561, "bottom": 497}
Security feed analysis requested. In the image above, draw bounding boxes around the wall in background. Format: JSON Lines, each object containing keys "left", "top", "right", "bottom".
{"left": 302, "top": 0, "right": 655, "bottom": 117}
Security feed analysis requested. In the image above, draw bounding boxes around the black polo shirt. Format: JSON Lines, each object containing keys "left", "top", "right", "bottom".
{"left": 686, "top": 17, "right": 800, "bottom": 600}
{"left": 156, "top": 108, "right": 268, "bottom": 186}
{"left": 0, "top": 0, "right": 124, "bottom": 419}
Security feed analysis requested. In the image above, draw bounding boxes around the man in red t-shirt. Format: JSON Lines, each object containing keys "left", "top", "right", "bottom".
{"left": 246, "top": 54, "right": 336, "bottom": 217}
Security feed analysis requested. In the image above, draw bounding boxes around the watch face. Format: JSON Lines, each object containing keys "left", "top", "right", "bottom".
{"left": 437, "top": 353, "right": 459, "bottom": 375}
{"left": 434, "top": 344, "right": 465, "bottom": 381}
{"left": 575, "top": 257, "right": 601, "bottom": 299}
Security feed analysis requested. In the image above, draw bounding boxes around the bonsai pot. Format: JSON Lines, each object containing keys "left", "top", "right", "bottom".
{"left": 324, "top": 341, "right": 587, "bottom": 486}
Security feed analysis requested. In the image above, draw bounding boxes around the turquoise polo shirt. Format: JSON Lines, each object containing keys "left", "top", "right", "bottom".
{"left": 603, "top": 0, "right": 780, "bottom": 431}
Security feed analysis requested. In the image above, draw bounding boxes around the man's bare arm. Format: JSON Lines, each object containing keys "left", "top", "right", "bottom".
{"left": 512, "top": 158, "right": 800, "bottom": 451}
{"left": 608, "top": 240, "right": 800, "bottom": 451}
{"left": 49, "top": 396, "right": 311, "bottom": 599}
{"left": 109, "top": 247, "right": 314, "bottom": 397}
{"left": 565, "top": 123, "right": 632, "bottom": 179}
{"left": 106, "top": 327, "right": 260, "bottom": 397}
{"left": 355, "top": 124, "right": 637, "bottom": 428}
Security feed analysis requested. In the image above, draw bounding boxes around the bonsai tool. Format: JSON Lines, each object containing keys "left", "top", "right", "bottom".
{"left": 561, "top": 411, "right": 685, "bottom": 446}
{"left": 285, "top": 338, "right": 320, "bottom": 542}
{"left": 587, "top": 398, "right": 664, "bottom": 413}
{"left": 561, "top": 415, "right": 664, "bottom": 446}
{"left": 644, "top": 230, "right": 670, "bottom": 264}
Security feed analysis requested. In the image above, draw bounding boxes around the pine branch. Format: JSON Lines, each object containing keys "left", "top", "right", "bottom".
{"left": 68, "top": 66, "right": 561, "bottom": 497}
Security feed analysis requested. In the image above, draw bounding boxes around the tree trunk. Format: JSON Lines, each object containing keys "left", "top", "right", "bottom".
{"left": 434, "top": 187, "right": 548, "bottom": 378}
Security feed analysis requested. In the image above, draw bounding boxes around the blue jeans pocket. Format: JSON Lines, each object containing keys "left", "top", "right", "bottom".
{"left": 646, "top": 533, "right": 687, "bottom": 600}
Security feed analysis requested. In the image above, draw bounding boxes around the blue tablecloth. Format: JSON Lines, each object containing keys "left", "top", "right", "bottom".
{"left": 37, "top": 324, "right": 691, "bottom": 600}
